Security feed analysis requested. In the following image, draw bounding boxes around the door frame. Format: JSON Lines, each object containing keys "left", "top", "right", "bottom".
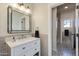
{"left": 75, "top": 3, "right": 78, "bottom": 56}
{"left": 48, "top": 3, "right": 63, "bottom": 56}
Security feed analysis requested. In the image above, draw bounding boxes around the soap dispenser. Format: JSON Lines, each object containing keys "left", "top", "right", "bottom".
{"left": 35, "top": 27, "right": 40, "bottom": 38}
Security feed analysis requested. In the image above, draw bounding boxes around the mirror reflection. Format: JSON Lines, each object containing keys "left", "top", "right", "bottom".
{"left": 8, "top": 7, "right": 31, "bottom": 33}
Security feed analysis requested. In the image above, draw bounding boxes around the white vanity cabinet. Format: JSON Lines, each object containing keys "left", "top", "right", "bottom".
{"left": 6, "top": 37, "right": 40, "bottom": 56}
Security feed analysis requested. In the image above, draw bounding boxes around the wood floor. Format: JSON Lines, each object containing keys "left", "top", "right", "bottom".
{"left": 52, "top": 37, "right": 76, "bottom": 56}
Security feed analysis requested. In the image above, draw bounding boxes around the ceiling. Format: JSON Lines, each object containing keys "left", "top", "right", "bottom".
{"left": 57, "top": 3, "right": 76, "bottom": 13}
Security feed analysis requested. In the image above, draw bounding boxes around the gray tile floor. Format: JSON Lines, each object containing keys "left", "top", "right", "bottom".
{"left": 53, "top": 37, "right": 76, "bottom": 56}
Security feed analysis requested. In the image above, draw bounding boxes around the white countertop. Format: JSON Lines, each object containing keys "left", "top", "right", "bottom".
{"left": 6, "top": 37, "right": 39, "bottom": 48}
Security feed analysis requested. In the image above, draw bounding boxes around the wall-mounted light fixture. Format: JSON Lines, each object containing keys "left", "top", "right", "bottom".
{"left": 19, "top": 3, "right": 25, "bottom": 11}
{"left": 9, "top": 3, "right": 31, "bottom": 14}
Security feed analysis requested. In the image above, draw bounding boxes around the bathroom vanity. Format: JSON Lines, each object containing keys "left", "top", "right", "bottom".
{"left": 6, "top": 37, "right": 40, "bottom": 56}
{"left": 6, "top": 5, "right": 41, "bottom": 56}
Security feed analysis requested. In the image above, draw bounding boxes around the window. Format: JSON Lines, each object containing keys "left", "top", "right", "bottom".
{"left": 64, "top": 20, "right": 71, "bottom": 27}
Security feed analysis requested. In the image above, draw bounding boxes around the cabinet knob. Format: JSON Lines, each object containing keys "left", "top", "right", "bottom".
{"left": 35, "top": 49, "right": 37, "bottom": 50}
{"left": 22, "top": 47, "right": 26, "bottom": 49}
{"left": 24, "top": 55, "right": 26, "bottom": 56}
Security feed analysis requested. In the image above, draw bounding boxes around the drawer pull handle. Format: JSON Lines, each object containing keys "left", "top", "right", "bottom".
{"left": 24, "top": 55, "right": 26, "bottom": 56}
{"left": 22, "top": 47, "right": 26, "bottom": 49}
{"left": 35, "top": 49, "right": 37, "bottom": 50}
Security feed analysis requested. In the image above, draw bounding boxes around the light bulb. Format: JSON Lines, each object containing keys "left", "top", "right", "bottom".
{"left": 20, "top": 5, "right": 25, "bottom": 11}
{"left": 25, "top": 7, "right": 31, "bottom": 14}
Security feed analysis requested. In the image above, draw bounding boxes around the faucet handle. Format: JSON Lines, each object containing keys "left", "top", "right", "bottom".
{"left": 13, "top": 37, "right": 15, "bottom": 39}
{"left": 12, "top": 36, "right": 16, "bottom": 42}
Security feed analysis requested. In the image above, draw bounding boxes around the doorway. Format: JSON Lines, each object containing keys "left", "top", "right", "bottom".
{"left": 52, "top": 3, "right": 77, "bottom": 56}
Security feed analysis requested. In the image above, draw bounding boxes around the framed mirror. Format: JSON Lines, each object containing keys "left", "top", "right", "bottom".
{"left": 7, "top": 6, "right": 32, "bottom": 33}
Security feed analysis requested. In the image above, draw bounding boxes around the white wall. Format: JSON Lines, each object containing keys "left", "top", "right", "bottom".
{"left": 0, "top": 4, "right": 8, "bottom": 36}
{"left": 32, "top": 3, "right": 48, "bottom": 56}
{"left": 32, "top": 4, "right": 48, "bottom": 34}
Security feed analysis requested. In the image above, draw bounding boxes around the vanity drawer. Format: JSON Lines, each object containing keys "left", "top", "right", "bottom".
{"left": 14, "top": 45, "right": 40, "bottom": 56}
{"left": 31, "top": 40, "right": 40, "bottom": 47}
{"left": 30, "top": 45, "right": 40, "bottom": 55}
{"left": 14, "top": 43, "right": 32, "bottom": 55}
{"left": 13, "top": 51, "right": 30, "bottom": 56}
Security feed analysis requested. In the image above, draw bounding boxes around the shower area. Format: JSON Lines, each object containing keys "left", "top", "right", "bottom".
{"left": 56, "top": 3, "right": 76, "bottom": 56}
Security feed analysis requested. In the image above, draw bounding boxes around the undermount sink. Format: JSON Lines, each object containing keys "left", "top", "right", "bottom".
{"left": 5, "top": 37, "right": 37, "bottom": 48}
